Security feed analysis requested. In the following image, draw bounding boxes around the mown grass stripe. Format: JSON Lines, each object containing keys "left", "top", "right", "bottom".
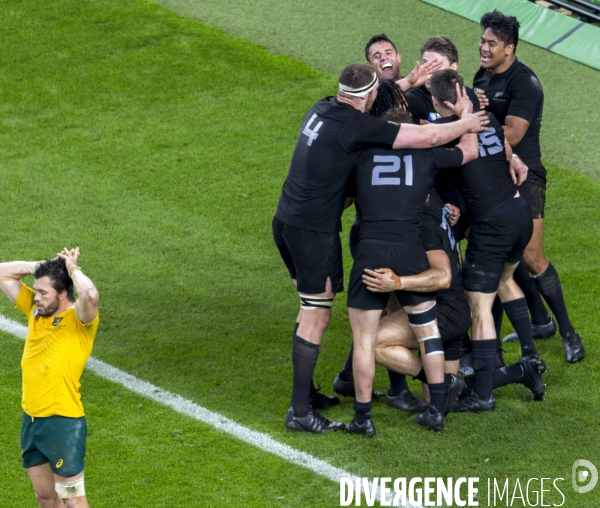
{"left": 0, "top": 314, "right": 419, "bottom": 508}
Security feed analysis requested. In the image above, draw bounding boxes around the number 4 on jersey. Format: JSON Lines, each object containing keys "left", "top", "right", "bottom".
{"left": 302, "top": 114, "right": 323, "bottom": 146}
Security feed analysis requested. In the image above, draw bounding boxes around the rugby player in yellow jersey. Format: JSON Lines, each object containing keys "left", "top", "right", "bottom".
{"left": 0, "top": 247, "right": 99, "bottom": 508}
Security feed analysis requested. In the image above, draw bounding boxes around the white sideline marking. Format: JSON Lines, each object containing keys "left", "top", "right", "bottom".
{"left": 0, "top": 314, "right": 421, "bottom": 508}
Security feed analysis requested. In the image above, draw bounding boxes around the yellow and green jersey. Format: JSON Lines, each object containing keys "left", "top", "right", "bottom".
{"left": 16, "top": 284, "right": 99, "bottom": 418}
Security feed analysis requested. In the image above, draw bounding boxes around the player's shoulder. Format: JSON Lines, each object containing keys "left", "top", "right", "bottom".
{"left": 509, "top": 61, "right": 542, "bottom": 88}
{"left": 406, "top": 84, "right": 429, "bottom": 100}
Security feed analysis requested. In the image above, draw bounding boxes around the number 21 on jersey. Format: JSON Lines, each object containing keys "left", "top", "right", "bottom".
{"left": 372, "top": 155, "right": 413, "bottom": 186}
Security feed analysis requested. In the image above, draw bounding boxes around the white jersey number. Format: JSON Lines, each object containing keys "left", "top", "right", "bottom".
{"left": 302, "top": 114, "right": 323, "bottom": 146}
{"left": 372, "top": 155, "right": 413, "bottom": 186}
{"left": 478, "top": 127, "right": 503, "bottom": 157}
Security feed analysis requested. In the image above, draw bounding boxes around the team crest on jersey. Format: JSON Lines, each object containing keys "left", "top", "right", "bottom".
{"left": 52, "top": 317, "right": 63, "bottom": 327}
{"left": 494, "top": 91, "right": 504, "bottom": 97}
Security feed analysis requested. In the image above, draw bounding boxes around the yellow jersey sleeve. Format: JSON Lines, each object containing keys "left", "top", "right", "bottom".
{"left": 74, "top": 310, "right": 100, "bottom": 342}
{"left": 15, "top": 284, "right": 35, "bottom": 316}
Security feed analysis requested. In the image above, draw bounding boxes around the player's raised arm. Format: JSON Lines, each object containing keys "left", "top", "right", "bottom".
{"left": 0, "top": 261, "right": 42, "bottom": 304}
{"left": 392, "top": 109, "right": 488, "bottom": 150}
{"left": 57, "top": 247, "right": 99, "bottom": 324}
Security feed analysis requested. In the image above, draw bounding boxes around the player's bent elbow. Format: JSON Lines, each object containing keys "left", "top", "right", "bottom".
{"left": 82, "top": 288, "right": 99, "bottom": 305}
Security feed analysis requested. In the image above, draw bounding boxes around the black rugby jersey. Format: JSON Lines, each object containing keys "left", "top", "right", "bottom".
{"left": 421, "top": 191, "right": 463, "bottom": 295}
{"left": 275, "top": 96, "right": 400, "bottom": 233}
{"left": 353, "top": 144, "right": 463, "bottom": 244}
{"left": 406, "top": 84, "right": 479, "bottom": 124}
{"left": 435, "top": 113, "right": 516, "bottom": 220}
{"left": 473, "top": 59, "right": 544, "bottom": 173}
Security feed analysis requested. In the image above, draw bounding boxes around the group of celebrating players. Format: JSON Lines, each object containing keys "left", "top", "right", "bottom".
{"left": 273, "top": 10, "right": 585, "bottom": 436}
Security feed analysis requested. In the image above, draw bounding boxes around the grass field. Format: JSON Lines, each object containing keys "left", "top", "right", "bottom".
{"left": 0, "top": 0, "right": 598, "bottom": 506}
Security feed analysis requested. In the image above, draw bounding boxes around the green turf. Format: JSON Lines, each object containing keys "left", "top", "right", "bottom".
{"left": 152, "top": 0, "right": 600, "bottom": 183}
{"left": 0, "top": 0, "right": 598, "bottom": 506}
{"left": 0, "top": 335, "right": 342, "bottom": 507}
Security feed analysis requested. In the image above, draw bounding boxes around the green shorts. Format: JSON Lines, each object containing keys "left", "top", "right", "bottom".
{"left": 21, "top": 413, "right": 87, "bottom": 476}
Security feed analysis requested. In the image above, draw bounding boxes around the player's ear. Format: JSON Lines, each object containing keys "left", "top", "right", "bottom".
{"left": 505, "top": 43, "right": 515, "bottom": 57}
{"left": 450, "top": 62, "right": 458, "bottom": 71}
{"left": 396, "top": 52, "right": 402, "bottom": 65}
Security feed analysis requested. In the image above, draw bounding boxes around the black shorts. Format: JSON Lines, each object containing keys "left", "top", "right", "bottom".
{"left": 272, "top": 217, "right": 343, "bottom": 294}
{"left": 349, "top": 221, "right": 360, "bottom": 259}
{"left": 437, "top": 289, "right": 471, "bottom": 361}
{"left": 21, "top": 414, "right": 87, "bottom": 476}
{"left": 347, "top": 240, "right": 434, "bottom": 310}
{"left": 519, "top": 168, "right": 546, "bottom": 219}
{"left": 463, "top": 199, "right": 533, "bottom": 293}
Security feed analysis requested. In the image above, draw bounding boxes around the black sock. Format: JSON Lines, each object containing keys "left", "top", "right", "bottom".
{"left": 291, "top": 335, "right": 320, "bottom": 417}
{"left": 533, "top": 263, "right": 575, "bottom": 337}
{"left": 294, "top": 323, "right": 319, "bottom": 397}
{"left": 412, "top": 367, "right": 428, "bottom": 384}
{"left": 513, "top": 263, "right": 551, "bottom": 325}
{"left": 388, "top": 370, "right": 409, "bottom": 396}
{"left": 472, "top": 339, "right": 496, "bottom": 400}
{"left": 503, "top": 298, "right": 538, "bottom": 357}
{"left": 492, "top": 296, "right": 504, "bottom": 338}
{"left": 354, "top": 400, "right": 372, "bottom": 424}
{"left": 429, "top": 383, "right": 444, "bottom": 413}
{"left": 339, "top": 344, "right": 354, "bottom": 382}
{"left": 492, "top": 363, "right": 523, "bottom": 389}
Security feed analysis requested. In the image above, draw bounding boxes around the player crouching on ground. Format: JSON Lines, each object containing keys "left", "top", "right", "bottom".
{"left": 0, "top": 248, "right": 99, "bottom": 508}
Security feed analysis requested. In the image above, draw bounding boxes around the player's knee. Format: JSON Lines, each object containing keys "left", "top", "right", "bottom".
{"left": 55, "top": 475, "right": 86, "bottom": 500}
{"left": 522, "top": 252, "right": 548, "bottom": 275}
{"left": 407, "top": 304, "right": 441, "bottom": 347}
{"left": 299, "top": 294, "right": 334, "bottom": 312}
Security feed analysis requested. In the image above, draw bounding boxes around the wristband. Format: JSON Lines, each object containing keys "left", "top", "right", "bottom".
{"left": 68, "top": 265, "right": 81, "bottom": 278}
{"left": 27, "top": 262, "right": 37, "bottom": 275}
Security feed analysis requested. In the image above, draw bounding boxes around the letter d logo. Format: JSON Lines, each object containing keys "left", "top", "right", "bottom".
{"left": 572, "top": 459, "right": 598, "bottom": 494}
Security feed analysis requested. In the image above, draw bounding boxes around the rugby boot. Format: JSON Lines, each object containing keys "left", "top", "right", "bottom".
{"left": 417, "top": 406, "right": 445, "bottom": 431}
{"left": 458, "top": 352, "right": 474, "bottom": 376}
{"left": 310, "top": 387, "right": 340, "bottom": 410}
{"left": 333, "top": 374, "right": 385, "bottom": 400}
{"left": 285, "top": 408, "right": 344, "bottom": 433}
{"left": 562, "top": 331, "right": 585, "bottom": 363}
{"left": 518, "top": 356, "right": 546, "bottom": 401}
{"left": 345, "top": 415, "right": 376, "bottom": 437}
{"left": 450, "top": 390, "right": 495, "bottom": 413}
{"left": 503, "top": 317, "right": 556, "bottom": 343}
{"left": 443, "top": 374, "right": 464, "bottom": 415}
{"left": 386, "top": 389, "right": 427, "bottom": 412}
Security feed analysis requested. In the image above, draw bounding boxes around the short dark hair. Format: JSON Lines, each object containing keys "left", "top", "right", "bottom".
{"left": 421, "top": 36, "right": 458, "bottom": 65}
{"left": 364, "top": 34, "right": 397, "bottom": 61}
{"left": 480, "top": 10, "right": 520, "bottom": 50}
{"left": 370, "top": 79, "right": 409, "bottom": 117}
{"left": 338, "top": 63, "right": 376, "bottom": 98}
{"left": 381, "top": 107, "right": 413, "bottom": 124}
{"left": 35, "top": 258, "right": 75, "bottom": 302}
{"left": 429, "top": 69, "right": 464, "bottom": 106}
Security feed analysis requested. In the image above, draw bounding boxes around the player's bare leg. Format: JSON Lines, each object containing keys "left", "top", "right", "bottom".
{"left": 27, "top": 463, "right": 65, "bottom": 508}
{"left": 345, "top": 308, "right": 381, "bottom": 436}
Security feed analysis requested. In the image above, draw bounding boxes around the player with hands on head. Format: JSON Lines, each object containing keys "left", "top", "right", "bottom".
{"left": 0, "top": 247, "right": 99, "bottom": 508}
